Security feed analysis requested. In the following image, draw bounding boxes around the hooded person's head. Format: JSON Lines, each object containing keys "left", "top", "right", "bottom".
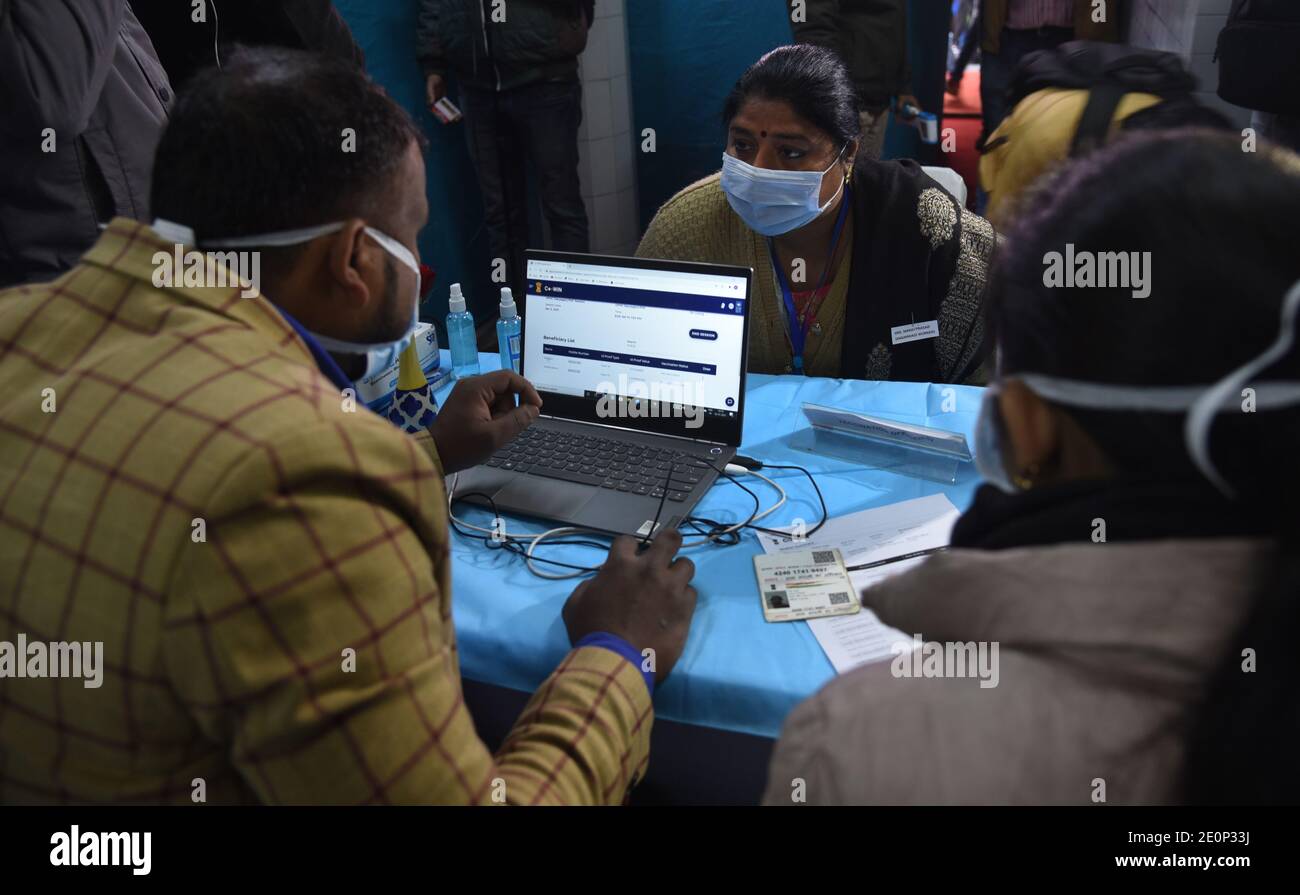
{"left": 149, "top": 48, "right": 429, "bottom": 379}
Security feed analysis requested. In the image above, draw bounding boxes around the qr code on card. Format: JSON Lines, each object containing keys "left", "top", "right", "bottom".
{"left": 828, "top": 592, "right": 850, "bottom": 605}
{"left": 812, "top": 550, "right": 836, "bottom": 564}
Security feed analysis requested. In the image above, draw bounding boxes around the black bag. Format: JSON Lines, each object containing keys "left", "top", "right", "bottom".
{"left": 1002, "top": 41, "right": 1197, "bottom": 157}
{"left": 1216, "top": 0, "right": 1300, "bottom": 115}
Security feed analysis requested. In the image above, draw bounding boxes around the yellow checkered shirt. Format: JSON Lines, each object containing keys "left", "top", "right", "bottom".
{"left": 0, "top": 219, "right": 652, "bottom": 804}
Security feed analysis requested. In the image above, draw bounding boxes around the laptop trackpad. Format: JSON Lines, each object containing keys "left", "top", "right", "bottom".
{"left": 495, "top": 476, "right": 596, "bottom": 519}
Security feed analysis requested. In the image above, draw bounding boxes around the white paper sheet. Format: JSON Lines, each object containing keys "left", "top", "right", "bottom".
{"left": 758, "top": 494, "right": 960, "bottom": 674}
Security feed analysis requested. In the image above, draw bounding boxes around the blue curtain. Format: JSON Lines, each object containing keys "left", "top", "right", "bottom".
{"left": 626, "top": 0, "right": 794, "bottom": 231}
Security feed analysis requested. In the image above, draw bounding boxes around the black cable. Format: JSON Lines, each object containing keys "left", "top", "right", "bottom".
{"left": 682, "top": 463, "right": 760, "bottom": 544}
{"left": 636, "top": 460, "right": 677, "bottom": 551}
{"left": 677, "top": 461, "right": 768, "bottom": 545}
{"left": 681, "top": 516, "right": 743, "bottom": 546}
{"left": 451, "top": 453, "right": 829, "bottom": 570}
{"left": 751, "top": 462, "right": 829, "bottom": 539}
{"left": 689, "top": 458, "right": 829, "bottom": 542}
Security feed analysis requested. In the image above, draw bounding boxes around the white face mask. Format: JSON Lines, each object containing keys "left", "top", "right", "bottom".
{"left": 976, "top": 277, "right": 1300, "bottom": 497}
{"left": 719, "top": 144, "right": 847, "bottom": 237}
{"left": 152, "top": 218, "right": 421, "bottom": 381}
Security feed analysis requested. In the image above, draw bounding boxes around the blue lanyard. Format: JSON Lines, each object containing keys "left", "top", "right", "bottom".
{"left": 766, "top": 184, "right": 851, "bottom": 373}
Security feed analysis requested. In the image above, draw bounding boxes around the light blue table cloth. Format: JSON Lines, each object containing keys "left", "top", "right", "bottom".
{"left": 435, "top": 352, "right": 985, "bottom": 739}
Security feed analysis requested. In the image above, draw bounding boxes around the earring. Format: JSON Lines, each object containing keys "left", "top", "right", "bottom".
{"left": 1012, "top": 462, "right": 1041, "bottom": 491}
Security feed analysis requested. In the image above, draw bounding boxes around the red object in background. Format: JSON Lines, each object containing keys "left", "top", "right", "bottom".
{"left": 942, "top": 69, "right": 983, "bottom": 210}
{"left": 419, "top": 263, "right": 436, "bottom": 299}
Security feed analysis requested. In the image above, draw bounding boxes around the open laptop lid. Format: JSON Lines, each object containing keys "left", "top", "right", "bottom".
{"left": 522, "top": 250, "right": 753, "bottom": 447}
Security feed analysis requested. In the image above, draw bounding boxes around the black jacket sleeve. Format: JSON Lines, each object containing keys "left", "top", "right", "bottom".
{"left": 415, "top": 0, "right": 447, "bottom": 77}
{"left": 0, "top": 0, "right": 128, "bottom": 132}
{"left": 789, "top": 0, "right": 840, "bottom": 49}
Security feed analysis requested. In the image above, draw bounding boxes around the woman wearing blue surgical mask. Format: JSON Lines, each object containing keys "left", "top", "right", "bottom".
{"left": 636, "top": 44, "right": 995, "bottom": 382}
{"left": 763, "top": 130, "right": 1300, "bottom": 805}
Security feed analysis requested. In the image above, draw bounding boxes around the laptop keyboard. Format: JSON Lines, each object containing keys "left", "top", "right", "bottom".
{"left": 487, "top": 427, "right": 712, "bottom": 502}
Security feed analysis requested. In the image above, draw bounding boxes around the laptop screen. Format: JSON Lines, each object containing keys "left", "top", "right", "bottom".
{"left": 522, "top": 250, "right": 752, "bottom": 446}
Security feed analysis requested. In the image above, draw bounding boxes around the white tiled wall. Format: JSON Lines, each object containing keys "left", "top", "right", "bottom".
{"left": 577, "top": 0, "right": 639, "bottom": 256}
{"left": 1124, "top": 0, "right": 1253, "bottom": 127}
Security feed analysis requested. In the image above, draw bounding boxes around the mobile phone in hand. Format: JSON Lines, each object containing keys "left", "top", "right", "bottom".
{"left": 431, "top": 97, "right": 463, "bottom": 125}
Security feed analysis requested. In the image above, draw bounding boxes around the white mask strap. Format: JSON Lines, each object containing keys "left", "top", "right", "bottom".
{"left": 154, "top": 219, "right": 418, "bottom": 274}
{"left": 360, "top": 226, "right": 419, "bottom": 276}
{"left": 152, "top": 219, "right": 196, "bottom": 245}
{"left": 998, "top": 277, "right": 1300, "bottom": 497}
{"left": 1185, "top": 277, "right": 1300, "bottom": 495}
{"left": 1015, "top": 375, "right": 1300, "bottom": 412}
{"left": 200, "top": 221, "right": 346, "bottom": 249}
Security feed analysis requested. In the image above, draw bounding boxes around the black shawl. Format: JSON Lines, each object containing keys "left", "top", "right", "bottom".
{"left": 840, "top": 159, "right": 988, "bottom": 383}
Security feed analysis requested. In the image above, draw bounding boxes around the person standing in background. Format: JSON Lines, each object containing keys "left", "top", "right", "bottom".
{"left": 978, "top": 0, "right": 1120, "bottom": 149}
{"left": 1214, "top": 0, "right": 1300, "bottom": 154}
{"left": 788, "top": 0, "right": 919, "bottom": 160}
{"left": 0, "top": 0, "right": 171, "bottom": 289}
{"left": 416, "top": 0, "right": 593, "bottom": 322}
{"left": 947, "top": 0, "right": 981, "bottom": 97}
{"left": 131, "top": 0, "right": 365, "bottom": 90}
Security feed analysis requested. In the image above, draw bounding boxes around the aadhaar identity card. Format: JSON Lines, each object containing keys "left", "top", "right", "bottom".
{"left": 753, "top": 548, "right": 860, "bottom": 623}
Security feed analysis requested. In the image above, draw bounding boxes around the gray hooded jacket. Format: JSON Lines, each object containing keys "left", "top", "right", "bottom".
{"left": 0, "top": 1, "right": 170, "bottom": 288}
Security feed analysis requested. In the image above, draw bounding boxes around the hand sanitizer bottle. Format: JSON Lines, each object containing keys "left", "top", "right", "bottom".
{"left": 496, "top": 287, "right": 521, "bottom": 374}
{"left": 445, "top": 283, "right": 480, "bottom": 379}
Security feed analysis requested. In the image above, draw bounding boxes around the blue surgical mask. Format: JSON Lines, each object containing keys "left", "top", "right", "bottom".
{"left": 720, "top": 145, "right": 847, "bottom": 237}
{"left": 974, "top": 383, "right": 1017, "bottom": 493}
{"left": 975, "top": 277, "right": 1300, "bottom": 497}
{"left": 152, "top": 218, "right": 421, "bottom": 381}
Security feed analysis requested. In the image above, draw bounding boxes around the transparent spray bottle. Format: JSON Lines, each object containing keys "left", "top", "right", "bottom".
{"left": 445, "top": 283, "right": 480, "bottom": 379}
{"left": 496, "top": 287, "right": 521, "bottom": 374}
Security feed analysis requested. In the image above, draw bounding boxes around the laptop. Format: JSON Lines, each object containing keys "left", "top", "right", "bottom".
{"left": 452, "top": 249, "right": 753, "bottom": 538}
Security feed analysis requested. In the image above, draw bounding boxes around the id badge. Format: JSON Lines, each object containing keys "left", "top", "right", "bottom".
{"left": 890, "top": 319, "right": 940, "bottom": 345}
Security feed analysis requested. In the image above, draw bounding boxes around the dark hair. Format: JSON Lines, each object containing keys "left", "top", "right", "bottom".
{"left": 150, "top": 47, "right": 424, "bottom": 245}
{"left": 722, "top": 44, "right": 861, "bottom": 149}
{"left": 987, "top": 130, "right": 1300, "bottom": 804}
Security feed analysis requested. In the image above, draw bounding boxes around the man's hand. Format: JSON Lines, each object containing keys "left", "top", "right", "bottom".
{"left": 428, "top": 370, "right": 541, "bottom": 473}
{"left": 896, "top": 93, "right": 921, "bottom": 118}
{"left": 426, "top": 73, "right": 446, "bottom": 106}
{"left": 563, "top": 530, "right": 698, "bottom": 684}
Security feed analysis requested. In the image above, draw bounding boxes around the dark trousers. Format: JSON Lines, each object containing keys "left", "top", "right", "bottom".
{"left": 978, "top": 25, "right": 1074, "bottom": 146}
{"left": 462, "top": 80, "right": 589, "bottom": 310}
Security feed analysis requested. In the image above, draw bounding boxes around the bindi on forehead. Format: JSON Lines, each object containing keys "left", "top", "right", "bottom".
{"left": 760, "top": 130, "right": 767, "bottom": 138}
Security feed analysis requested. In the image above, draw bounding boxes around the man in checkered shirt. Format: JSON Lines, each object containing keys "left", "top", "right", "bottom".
{"left": 0, "top": 48, "right": 698, "bottom": 805}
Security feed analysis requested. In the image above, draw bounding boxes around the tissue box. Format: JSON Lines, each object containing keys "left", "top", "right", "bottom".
{"left": 357, "top": 322, "right": 449, "bottom": 411}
